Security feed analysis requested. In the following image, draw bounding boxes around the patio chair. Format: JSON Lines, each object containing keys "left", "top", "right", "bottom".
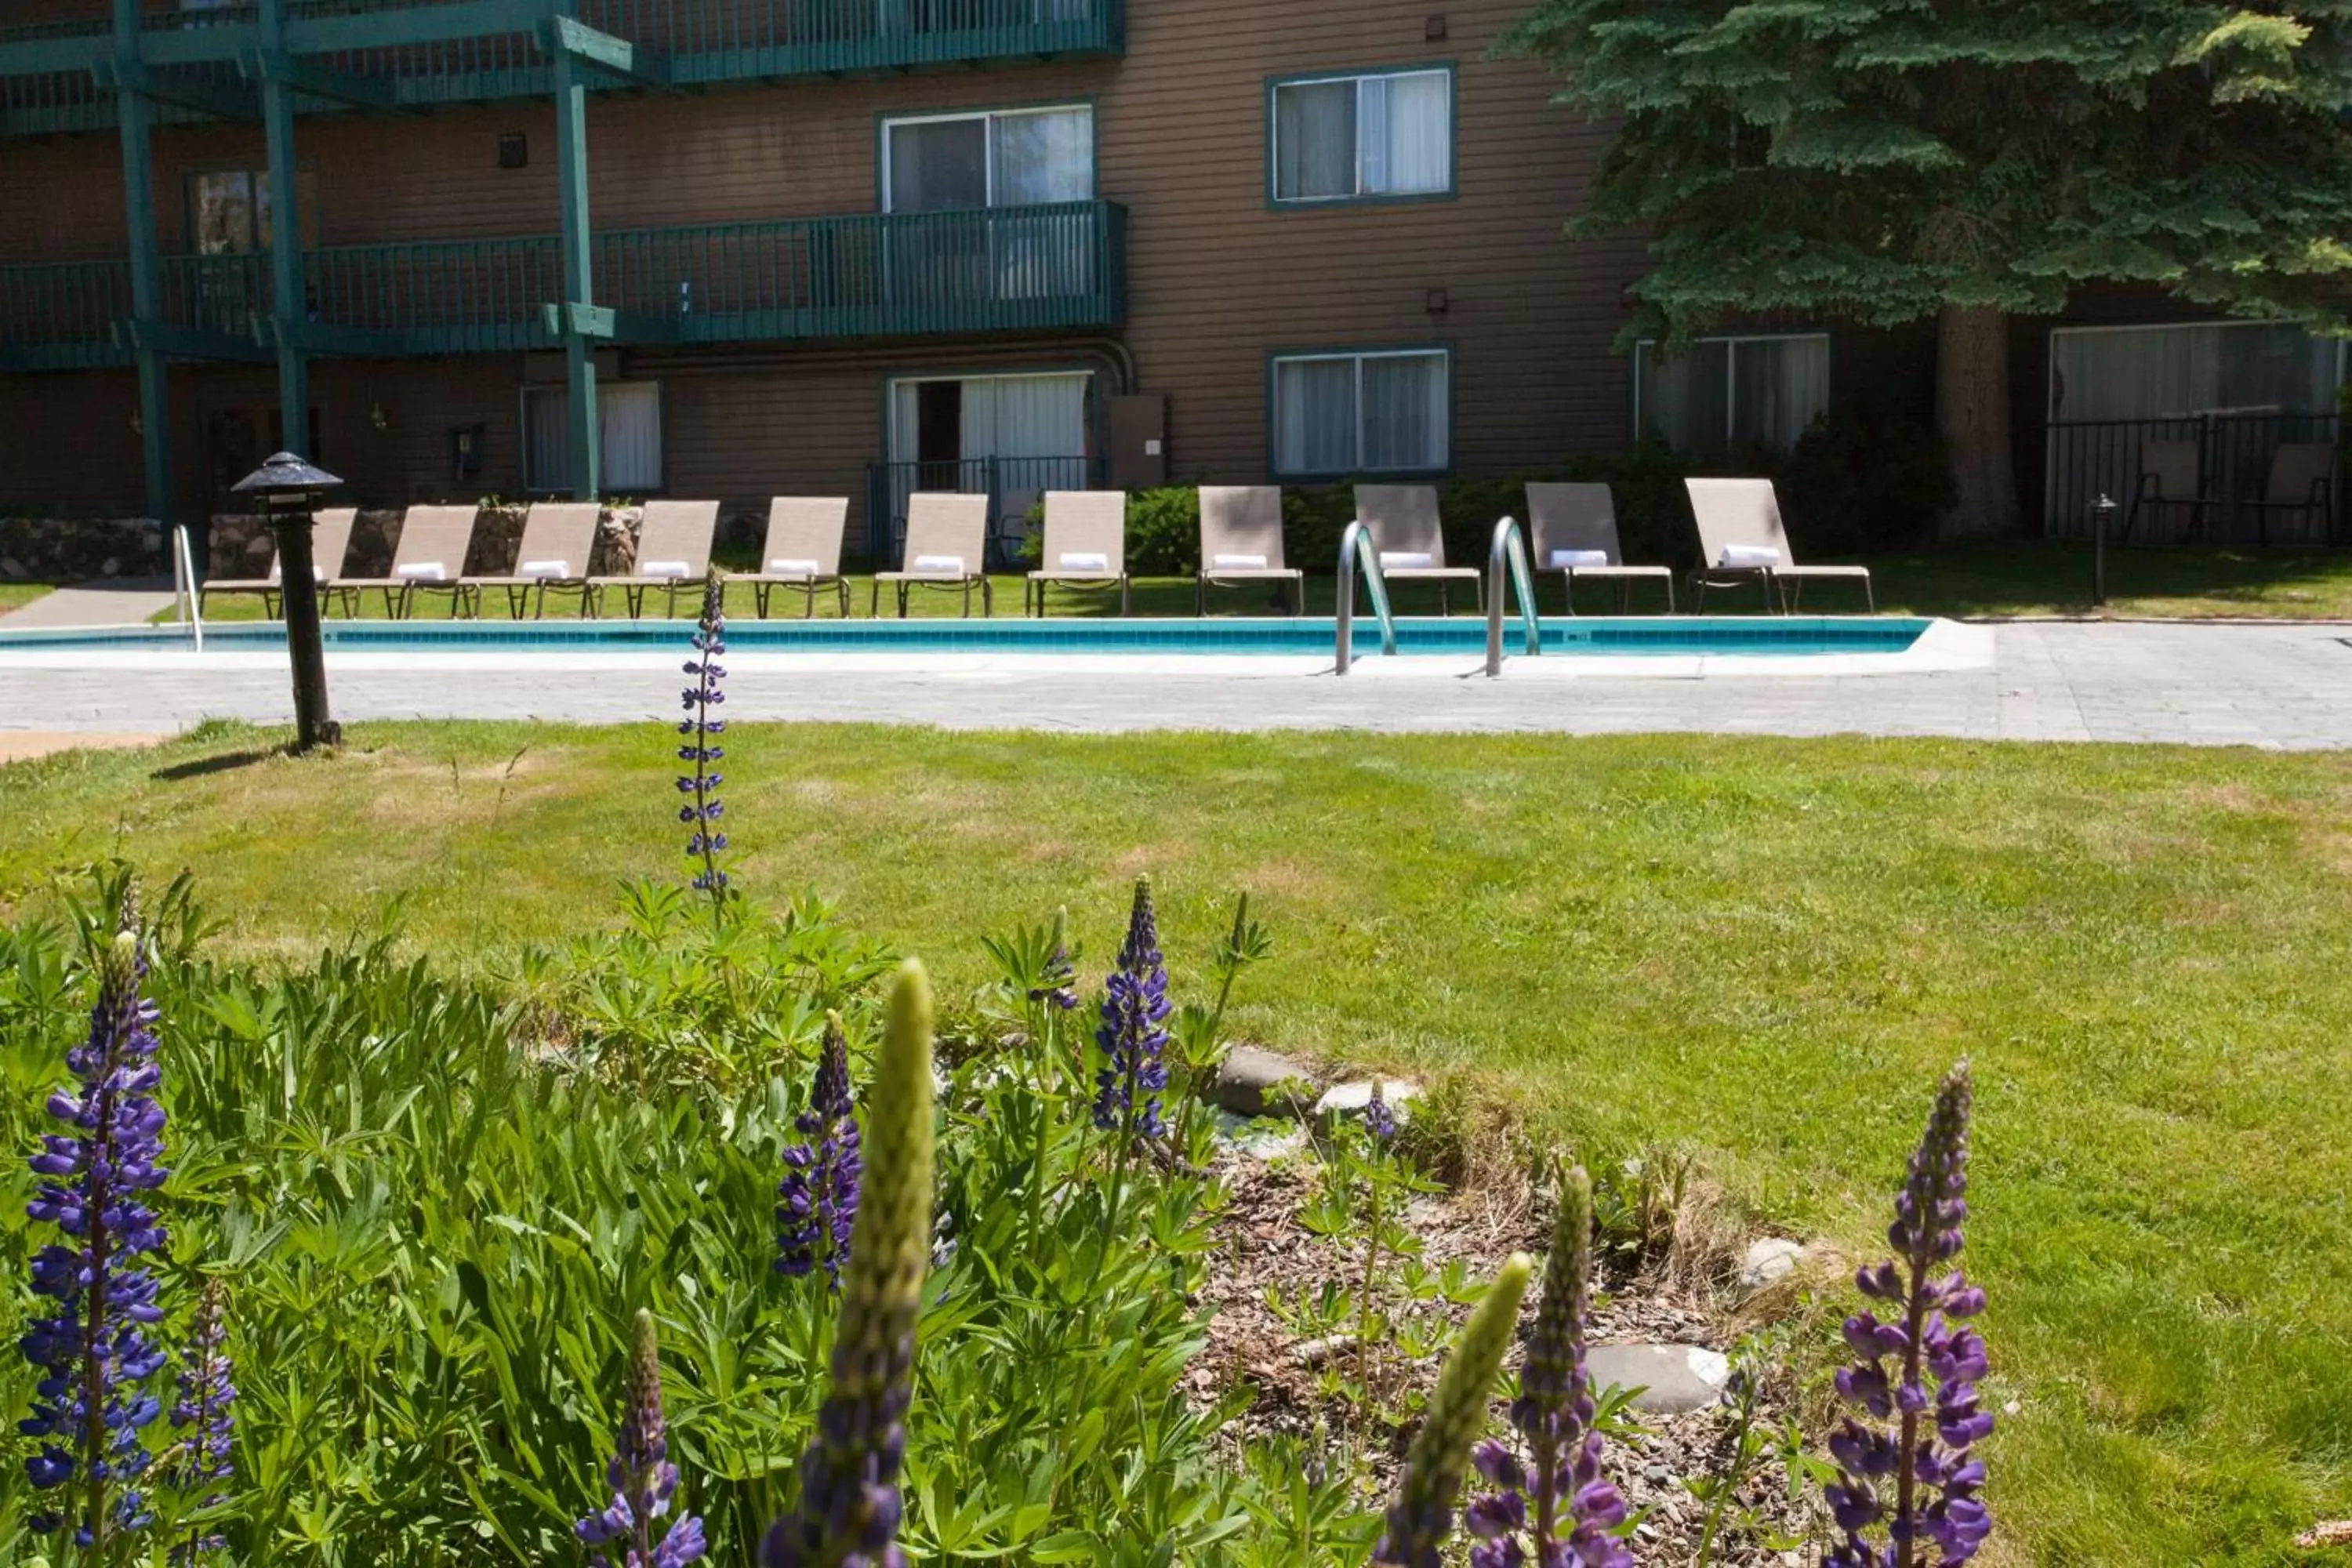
{"left": 1683, "top": 477, "right": 1874, "bottom": 612}
{"left": 742, "top": 497, "right": 852, "bottom": 619}
{"left": 468, "top": 502, "right": 601, "bottom": 619}
{"left": 338, "top": 504, "right": 482, "bottom": 619}
{"left": 873, "top": 493, "right": 991, "bottom": 618}
{"left": 199, "top": 506, "right": 360, "bottom": 619}
{"left": 2128, "top": 439, "right": 2208, "bottom": 544}
{"left": 2237, "top": 442, "right": 2337, "bottom": 546}
{"left": 1196, "top": 485, "right": 1302, "bottom": 615}
{"left": 1025, "top": 491, "right": 1131, "bottom": 616}
{"left": 1523, "top": 483, "right": 1675, "bottom": 614}
{"left": 588, "top": 500, "right": 720, "bottom": 619}
{"left": 1356, "top": 484, "right": 1482, "bottom": 614}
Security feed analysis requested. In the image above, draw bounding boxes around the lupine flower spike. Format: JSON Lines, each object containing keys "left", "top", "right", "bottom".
{"left": 576, "top": 1309, "right": 706, "bottom": 1568}
{"left": 1824, "top": 1062, "right": 1992, "bottom": 1568}
{"left": 1091, "top": 877, "right": 1171, "bottom": 1141}
{"left": 165, "top": 1277, "right": 235, "bottom": 1563}
{"left": 1364, "top": 1079, "right": 1397, "bottom": 1143}
{"left": 1028, "top": 906, "right": 1080, "bottom": 1014}
{"left": 1375, "top": 1253, "right": 1533, "bottom": 1568}
{"left": 778, "top": 1013, "right": 865, "bottom": 1288}
{"left": 677, "top": 568, "right": 729, "bottom": 910}
{"left": 20, "top": 913, "right": 172, "bottom": 1550}
{"left": 764, "top": 961, "right": 937, "bottom": 1568}
{"left": 1465, "top": 1163, "right": 1632, "bottom": 1568}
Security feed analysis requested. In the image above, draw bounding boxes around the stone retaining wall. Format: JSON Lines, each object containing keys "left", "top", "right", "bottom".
{"left": 0, "top": 517, "right": 164, "bottom": 581}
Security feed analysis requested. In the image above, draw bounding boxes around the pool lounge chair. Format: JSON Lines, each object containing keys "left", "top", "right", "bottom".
{"left": 1356, "top": 484, "right": 1483, "bottom": 614}
{"left": 468, "top": 501, "right": 601, "bottom": 619}
{"left": 2237, "top": 442, "right": 2336, "bottom": 546}
{"left": 338, "top": 505, "right": 482, "bottom": 619}
{"left": 741, "top": 497, "right": 852, "bottom": 619}
{"left": 589, "top": 499, "right": 720, "bottom": 618}
{"left": 1523, "top": 483, "right": 1674, "bottom": 614}
{"left": 199, "top": 506, "right": 360, "bottom": 619}
{"left": 2128, "top": 440, "right": 2208, "bottom": 544}
{"left": 1196, "top": 485, "right": 1302, "bottom": 615}
{"left": 873, "top": 493, "right": 991, "bottom": 618}
{"left": 1025, "top": 491, "right": 1130, "bottom": 615}
{"left": 1683, "top": 477, "right": 1874, "bottom": 612}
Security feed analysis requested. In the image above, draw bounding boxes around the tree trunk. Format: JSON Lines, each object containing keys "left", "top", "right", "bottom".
{"left": 1935, "top": 303, "right": 2023, "bottom": 539}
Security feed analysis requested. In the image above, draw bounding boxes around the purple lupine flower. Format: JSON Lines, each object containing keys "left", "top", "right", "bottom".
{"left": 577, "top": 1309, "right": 707, "bottom": 1568}
{"left": 165, "top": 1276, "right": 234, "bottom": 1563}
{"left": 778, "top": 1014, "right": 863, "bottom": 1288}
{"left": 1364, "top": 1080, "right": 1398, "bottom": 1143}
{"left": 1374, "top": 1255, "right": 1533, "bottom": 1568}
{"left": 1464, "top": 1165, "right": 1632, "bottom": 1568}
{"left": 1091, "top": 877, "right": 1171, "bottom": 1141}
{"left": 677, "top": 570, "right": 729, "bottom": 902}
{"left": 20, "top": 920, "right": 172, "bottom": 1550}
{"left": 1825, "top": 1064, "right": 1991, "bottom": 1568}
{"left": 1027, "top": 912, "right": 1080, "bottom": 1014}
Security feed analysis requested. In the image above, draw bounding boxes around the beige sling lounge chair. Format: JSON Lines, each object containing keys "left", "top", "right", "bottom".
{"left": 1025, "top": 491, "right": 1130, "bottom": 615}
{"left": 2238, "top": 442, "right": 2336, "bottom": 545}
{"left": 590, "top": 500, "right": 720, "bottom": 618}
{"left": 740, "top": 497, "right": 852, "bottom": 619}
{"left": 873, "top": 493, "right": 991, "bottom": 618}
{"left": 200, "top": 506, "right": 360, "bottom": 619}
{"left": 337, "top": 505, "right": 482, "bottom": 619}
{"left": 1196, "top": 485, "right": 1301, "bottom": 615}
{"left": 1523, "top": 483, "right": 1674, "bottom": 614}
{"left": 2129, "top": 439, "right": 2209, "bottom": 544}
{"left": 1356, "top": 484, "right": 1482, "bottom": 614}
{"left": 1684, "top": 477, "right": 1873, "bottom": 612}
{"left": 468, "top": 501, "right": 600, "bottom": 618}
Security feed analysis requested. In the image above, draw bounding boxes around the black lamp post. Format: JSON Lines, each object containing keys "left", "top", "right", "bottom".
{"left": 231, "top": 451, "right": 346, "bottom": 753}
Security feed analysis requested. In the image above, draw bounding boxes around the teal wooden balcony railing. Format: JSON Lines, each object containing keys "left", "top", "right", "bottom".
{"left": 0, "top": 201, "right": 1123, "bottom": 365}
{"left": 0, "top": 0, "right": 1122, "bottom": 132}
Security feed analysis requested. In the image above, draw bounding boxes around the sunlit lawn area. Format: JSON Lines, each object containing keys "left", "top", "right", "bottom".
{"left": 4, "top": 720, "right": 2350, "bottom": 1563}
{"left": 0, "top": 582, "right": 56, "bottom": 615}
{"left": 169, "top": 538, "right": 2352, "bottom": 624}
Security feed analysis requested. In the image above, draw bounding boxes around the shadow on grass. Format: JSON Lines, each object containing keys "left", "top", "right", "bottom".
{"left": 151, "top": 747, "right": 286, "bottom": 782}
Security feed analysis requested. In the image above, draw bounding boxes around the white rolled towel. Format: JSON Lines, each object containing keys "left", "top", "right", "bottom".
{"left": 1718, "top": 544, "right": 1782, "bottom": 569}
{"left": 1379, "top": 550, "right": 1435, "bottom": 570}
{"left": 265, "top": 563, "right": 283, "bottom": 583}
{"left": 768, "top": 557, "right": 821, "bottom": 578}
{"left": 396, "top": 562, "right": 446, "bottom": 582}
{"left": 641, "top": 558, "right": 691, "bottom": 578}
{"left": 913, "top": 554, "right": 966, "bottom": 574}
{"left": 1057, "top": 551, "right": 1110, "bottom": 572}
{"left": 1548, "top": 549, "right": 1611, "bottom": 569}
{"left": 1211, "top": 552, "right": 1269, "bottom": 571}
{"left": 521, "top": 558, "right": 571, "bottom": 579}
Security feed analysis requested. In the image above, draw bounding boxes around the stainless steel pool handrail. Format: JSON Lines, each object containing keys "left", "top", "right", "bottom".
{"left": 1334, "top": 519, "right": 1398, "bottom": 674}
{"left": 172, "top": 524, "right": 204, "bottom": 653}
{"left": 1485, "top": 515, "right": 1541, "bottom": 677}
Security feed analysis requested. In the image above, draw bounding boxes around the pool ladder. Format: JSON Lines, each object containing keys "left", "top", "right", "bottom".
{"left": 170, "top": 524, "right": 205, "bottom": 652}
{"left": 1334, "top": 515, "right": 1543, "bottom": 676}
{"left": 1485, "top": 516, "right": 1541, "bottom": 676}
{"left": 1334, "top": 520, "right": 1397, "bottom": 673}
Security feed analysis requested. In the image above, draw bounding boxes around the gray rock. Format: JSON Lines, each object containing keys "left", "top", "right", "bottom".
{"left": 1211, "top": 1109, "right": 1308, "bottom": 1161}
{"left": 100, "top": 557, "right": 122, "bottom": 577}
{"left": 0, "top": 557, "right": 25, "bottom": 580}
{"left": 1740, "top": 1237, "right": 1806, "bottom": 1290}
{"left": 1586, "top": 1344, "right": 1732, "bottom": 1414}
{"left": 1204, "top": 1044, "right": 1316, "bottom": 1117}
{"left": 1313, "top": 1078, "right": 1421, "bottom": 1127}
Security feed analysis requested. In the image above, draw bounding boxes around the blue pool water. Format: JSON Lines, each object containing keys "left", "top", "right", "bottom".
{"left": 0, "top": 615, "right": 1930, "bottom": 657}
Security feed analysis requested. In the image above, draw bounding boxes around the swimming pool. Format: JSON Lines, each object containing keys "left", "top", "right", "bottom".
{"left": 0, "top": 615, "right": 1933, "bottom": 659}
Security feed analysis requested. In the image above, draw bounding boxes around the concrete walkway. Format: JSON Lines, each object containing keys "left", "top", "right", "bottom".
{"left": 5, "top": 620, "right": 2352, "bottom": 750}
{"left": 0, "top": 577, "right": 176, "bottom": 630}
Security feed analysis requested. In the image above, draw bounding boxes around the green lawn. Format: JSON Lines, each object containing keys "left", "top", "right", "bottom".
{"left": 4, "top": 721, "right": 2349, "bottom": 1563}
{"left": 176, "top": 539, "right": 2352, "bottom": 625}
{"left": 0, "top": 582, "right": 55, "bottom": 615}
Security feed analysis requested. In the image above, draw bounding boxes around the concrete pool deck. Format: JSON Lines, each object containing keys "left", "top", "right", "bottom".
{"left": 4, "top": 619, "right": 2351, "bottom": 750}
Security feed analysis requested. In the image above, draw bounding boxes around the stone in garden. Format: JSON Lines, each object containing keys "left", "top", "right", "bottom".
{"left": 1585, "top": 1343, "right": 1732, "bottom": 1414}
{"left": 1211, "top": 1109, "right": 1308, "bottom": 1161}
{"left": 1312, "top": 1078, "right": 1421, "bottom": 1128}
{"left": 1205, "top": 1044, "right": 1316, "bottom": 1117}
{"left": 0, "top": 557, "right": 25, "bottom": 580}
{"left": 1739, "top": 1236, "right": 1806, "bottom": 1290}
{"left": 100, "top": 556, "right": 122, "bottom": 577}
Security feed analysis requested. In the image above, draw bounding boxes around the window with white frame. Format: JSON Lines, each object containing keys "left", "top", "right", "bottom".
{"left": 2049, "top": 321, "right": 2346, "bottom": 422}
{"left": 1634, "top": 334, "right": 1830, "bottom": 451}
{"left": 1272, "top": 349, "right": 1450, "bottom": 475}
{"left": 1272, "top": 68, "right": 1452, "bottom": 203}
{"left": 521, "top": 381, "right": 663, "bottom": 494}
{"left": 882, "top": 105, "right": 1094, "bottom": 212}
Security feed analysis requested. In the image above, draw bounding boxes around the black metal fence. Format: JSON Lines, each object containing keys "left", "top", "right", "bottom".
{"left": 862, "top": 456, "right": 1102, "bottom": 567}
{"left": 2043, "top": 412, "right": 2343, "bottom": 546}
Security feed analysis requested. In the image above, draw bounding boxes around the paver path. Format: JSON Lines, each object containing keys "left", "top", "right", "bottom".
{"left": 5, "top": 621, "right": 2352, "bottom": 750}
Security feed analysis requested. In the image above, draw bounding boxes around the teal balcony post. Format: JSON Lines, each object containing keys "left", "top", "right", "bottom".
{"left": 111, "top": 0, "right": 171, "bottom": 527}
{"left": 258, "top": 0, "right": 310, "bottom": 455}
{"left": 550, "top": 9, "right": 598, "bottom": 501}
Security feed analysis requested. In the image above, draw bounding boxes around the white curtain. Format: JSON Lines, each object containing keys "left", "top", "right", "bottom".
{"left": 1275, "top": 358, "right": 1359, "bottom": 474}
{"left": 2053, "top": 323, "right": 2343, "bottom": 422}
{"left": 1732, "top": 336, "right": 1829, "bottom": 448}
{"left": 1362, "top": 352, "right": 1448, "bottom": 470}
{"left": 1276, "top": 81, "right": 1355, "bottom": 201}
{"left": 523, "top": 387, "right": 569, "bottom": 492}
{"left": 993, "top": 108, "right": 1093, "bottom": 204}
{"left": 1368, "top": 71, "right": 1449, "bottom": 195}
{"left": 601, "top": 383, "right": 662, "bottom": 492}
{"left": 1636, "top": 341, "right": 1726, "bottom": 450}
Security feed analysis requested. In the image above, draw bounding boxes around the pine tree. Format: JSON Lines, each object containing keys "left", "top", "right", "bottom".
{"left": 1501, "top": 1, "right": 2352, "bottom": 537}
